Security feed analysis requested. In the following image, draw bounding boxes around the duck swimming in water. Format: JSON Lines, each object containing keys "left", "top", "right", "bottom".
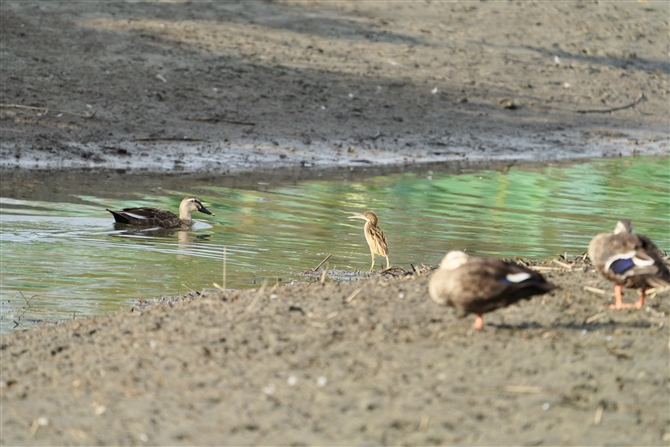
{"left": 588, "top": 219, "right": 670, "bottom": 310}
{"left": 107, "top": 196, "right": 215, "bottom": 229}
{"left": 429, "top": 251, "right": 557, "bottom": 329}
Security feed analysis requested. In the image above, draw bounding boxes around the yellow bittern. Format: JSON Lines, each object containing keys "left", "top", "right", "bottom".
{"left": 348, "top": 211, "right": 390, "bottom": 271}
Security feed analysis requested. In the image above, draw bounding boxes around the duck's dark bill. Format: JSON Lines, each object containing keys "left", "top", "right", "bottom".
{"left": 199, "top": 206, "right": 215, "bottom": 216}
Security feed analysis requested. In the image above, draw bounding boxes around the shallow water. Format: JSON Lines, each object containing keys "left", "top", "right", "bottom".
{"left": 1, "top": 157, "right": 668, "bottom": 333}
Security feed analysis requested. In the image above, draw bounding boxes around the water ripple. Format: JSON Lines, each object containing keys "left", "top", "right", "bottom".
{"left": 1, "top": 157, "right": 668, "bottom": 333}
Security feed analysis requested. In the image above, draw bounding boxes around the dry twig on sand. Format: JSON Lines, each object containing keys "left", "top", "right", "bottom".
{"left": 583, "top": 286, "right": 606, "bottom": 295}
{"left": 312, "top": 254, "right": 332, "bottom": 272}
{"left": 186, "top": 116, "right": 255, "bottom": 126}
{"left": 17, "top": 292, "right": 36, "bottom": 319}
{"left": 1, "top": 103, "right": 96, "bottom": 118}
{"left": 575, "top": 93, "right": 646, "bottom": 114}
{"left": 551, "top": 259, "right": 572, "bottom": 269}
{"left": 132, "top": 136, "right": 202, "bottom": 142}
{"left": 320, "top": 263, "right": 329, "bottom": 284}
{"left": 345, "top": 288, "right": 363, "bottom": 303}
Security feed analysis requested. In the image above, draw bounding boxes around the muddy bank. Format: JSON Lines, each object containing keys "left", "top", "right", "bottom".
{"left": 1, "top": 1, "right": 668, "bottom": 172}
{"left": 2, "top": 261, "right": 669, "bottom": 445}
{"left": 0, "top": 155, "right": 586, "bottom": 206}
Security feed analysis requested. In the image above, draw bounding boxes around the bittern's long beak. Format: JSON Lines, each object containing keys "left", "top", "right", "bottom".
{"left": 348, "top": 214, "right": 367, "bottom": 221}
{"left": 199, "top": 206, "right": 215, "bottom": 216}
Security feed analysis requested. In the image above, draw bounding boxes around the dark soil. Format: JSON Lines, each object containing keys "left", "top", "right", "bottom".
{"left": 1, "top": 1, "right": 668, "bottom": 172}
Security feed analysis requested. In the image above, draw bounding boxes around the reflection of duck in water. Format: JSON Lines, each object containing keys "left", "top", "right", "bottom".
{"left": 110, "top": 226, "right": 212, "bottom": 250}
{"left": 348, "top": 211, "right": 390, "bottom": 271}
{"left": 107, "top": 196, "right": 215, "bottom": 229}
{"left": 588, "top": 219, "right": 670, "bottom": 310}
{"left": 429, "top": 251, "right": 557, "bottom": 330}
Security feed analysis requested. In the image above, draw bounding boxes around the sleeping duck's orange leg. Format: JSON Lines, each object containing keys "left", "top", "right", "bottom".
{"left": 609, "top": 284, "right": 638, "bottom": 310}
{"left": 473, "top": 314, "right": 484, "bottom": 330}
{"left": 632, "top": 289, "right": 646, "bottom": 309}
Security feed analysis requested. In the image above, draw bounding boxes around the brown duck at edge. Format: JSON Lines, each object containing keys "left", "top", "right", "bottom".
{"left": 429, "top": 251, "right": 557, "bottom": 330}
{"left": 588, "top": 219, "right": 670, "bottom": 310}
{"left": 107, "top": 196, "right": 215, "bottom": 229}
{"left": 348, "top": 211, "right": 390, "bottom": 271}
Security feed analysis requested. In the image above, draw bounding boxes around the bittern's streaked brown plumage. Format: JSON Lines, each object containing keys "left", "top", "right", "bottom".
{"left": 588, "top": 219, "right": 670, "bottom": 310}
{"left": 348, "top": 211, "right": 390, "bottom": 271}
{"left": 107, "top": 196, "right": 215, "bottom": 229}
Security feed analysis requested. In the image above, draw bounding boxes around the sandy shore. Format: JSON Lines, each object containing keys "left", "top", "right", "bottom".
{"left": 2, "top": 263, "right": 669, "bottom": 445}
{"left": 1, "top": 1, "right": 669, "bottom": 445}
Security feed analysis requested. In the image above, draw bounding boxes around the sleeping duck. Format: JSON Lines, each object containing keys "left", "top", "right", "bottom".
{"left": 429, "top": 251, "right": 557, "bottom": 329}
{"left": 107, "top": 196, "right": 215, "bottom": 229}
{"left": 588, "top": 219, "right": 670, "bottom": 309}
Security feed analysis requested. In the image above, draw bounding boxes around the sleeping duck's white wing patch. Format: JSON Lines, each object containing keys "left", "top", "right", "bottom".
{"left": 505, "top": 272, "right": 532, "bottom": 283}
{"left": 632, "top": 256, "right": 655, "bottom": 267}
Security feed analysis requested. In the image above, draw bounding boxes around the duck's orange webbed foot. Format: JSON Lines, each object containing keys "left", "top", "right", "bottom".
{"left": 608, "top": 284, "right": 629, "bottom": 310}
{"left": 608, "top": 302, "right": 635, "bottom": 310}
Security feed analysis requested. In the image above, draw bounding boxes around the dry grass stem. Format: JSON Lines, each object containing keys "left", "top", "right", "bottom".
{"left": 503, "top": 385, "right": 544, "bottom": 394}
{"left": 223, "top": 246, "right": 227, "bottom": 291}
{"left": 551, "top": 259, "right": 572, "bottom": 269}
{"left": 1, "top": 103, "right": 96, "bottom": 118}
{"left": 17, "top": 292, "right": 37, "bottom": 319}
{"left": 528, "top": 266, "right": 562, "bottom": 271}
{"left": 313, "top": 253, "right": 332, "bottom": 271}
{"left": 132, "top": 136, "right": 202, "bottom": 142}
{"left": 243, "top": 280, "right": 268, "bottom": 315}
{"left": 186, "top": 116, "right": 255, "bottom": 126}
{"left": 583, "top": 286, "right": 606, "bottom": 295}
{"left": 594, "top": 405, "right": 604, "bottom": 425}
{"left": 345, "top": 288, "right": 363, "bottom": 303}
{"left": 320, "top": 263, "right": 329, "bottom": 284}
{"left": 182, "top": 284, "right": 197, "bottom": 293}
{"left": 576, "top": 92, "right": 646, "bottom": 114}
{"left": 419, "top": 415, "right": 430, "bottom": 431}
{"left": 585, "top": 312, "right": 608, "bottom": 324}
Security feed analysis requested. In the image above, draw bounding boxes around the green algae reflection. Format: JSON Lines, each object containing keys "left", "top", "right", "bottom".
{"left": 1, "top": 157, "right": 668, "bottom": 332}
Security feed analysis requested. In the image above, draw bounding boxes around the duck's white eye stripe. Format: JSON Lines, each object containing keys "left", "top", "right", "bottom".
{"left": 505, "top": 272, "right": 531, "bottom": 283}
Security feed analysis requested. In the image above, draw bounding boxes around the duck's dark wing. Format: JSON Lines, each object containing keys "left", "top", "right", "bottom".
{"left": 448, "top": 259, "right": 556, "bottom": 315}
{"left": 635, "top": 234, "right": 670, "bottom": 287}
{"left": 590, "top": 232, "right": 670, "bottom": 288}
{"left": 107, "top": 207, "right": 179, "bottom": 228}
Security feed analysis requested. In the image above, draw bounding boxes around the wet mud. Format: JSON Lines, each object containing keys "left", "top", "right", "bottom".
{"left": 1, "top": 1, "right": 668, "bottom": 172}
{"left": 2, "top": 260, "right": 669, "bottom": 445}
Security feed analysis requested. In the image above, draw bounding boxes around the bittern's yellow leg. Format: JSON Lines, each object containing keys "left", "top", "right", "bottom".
{"left": 384, "top": 256, "right": 390, "bottom": 270}
{"left": 370, "top": 250, "right": 376, "bottom": 271}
